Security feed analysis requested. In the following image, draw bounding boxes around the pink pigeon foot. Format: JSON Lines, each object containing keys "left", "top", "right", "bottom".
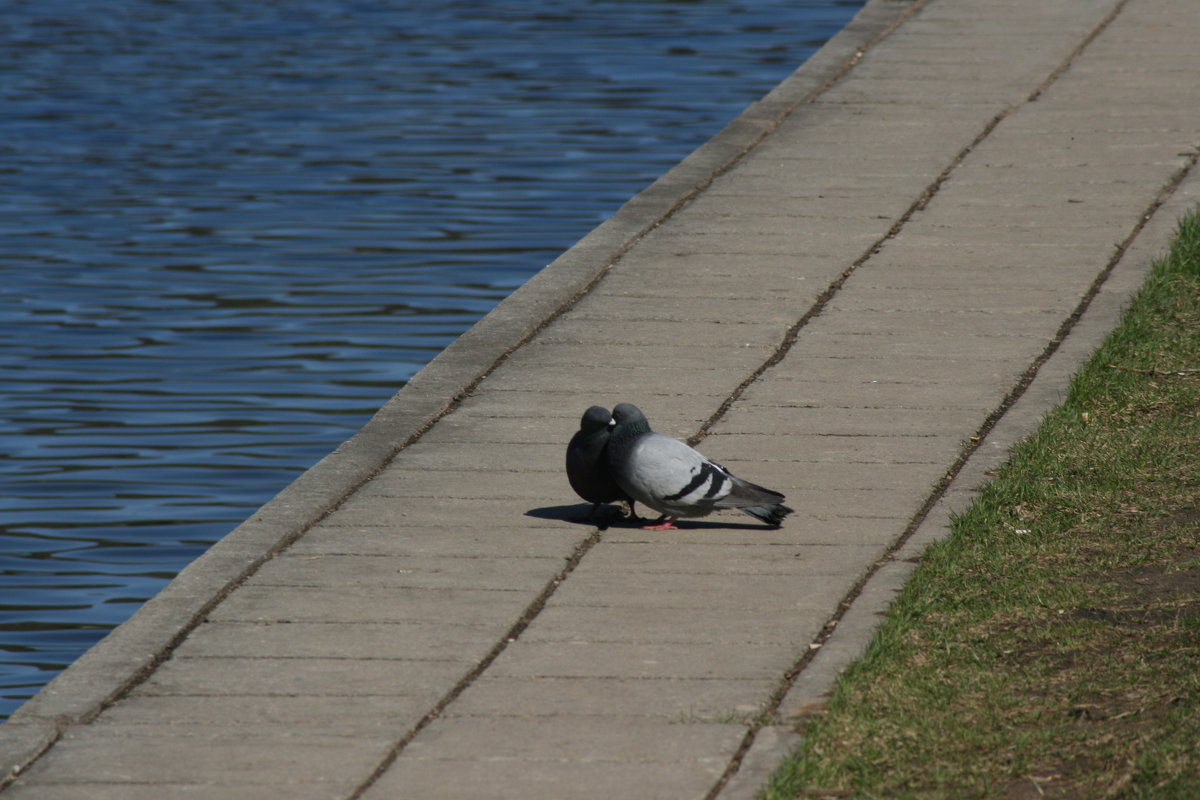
{"left": 643, "top": 518, "right": 679, "bottom": 531}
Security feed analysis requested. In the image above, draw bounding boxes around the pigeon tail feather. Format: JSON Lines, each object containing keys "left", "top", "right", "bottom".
{"left": 720, "top": 477, "right": 786, "bottom": 508}
{"left": 739, "top": 503, "right": 794, "bottom": 527}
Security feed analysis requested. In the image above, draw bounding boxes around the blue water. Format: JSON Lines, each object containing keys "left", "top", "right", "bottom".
{"left": 0, "top": 0, "right": 865, "bottom": 718}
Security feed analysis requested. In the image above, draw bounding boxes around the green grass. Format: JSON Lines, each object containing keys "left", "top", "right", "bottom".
{"left": 763, "top": 208, "right": 1200, "bottom": 800}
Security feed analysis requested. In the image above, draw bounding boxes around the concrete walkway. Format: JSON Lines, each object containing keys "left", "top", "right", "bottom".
{"left": 5, "top": 0, "right": 1200, "bottom": 797}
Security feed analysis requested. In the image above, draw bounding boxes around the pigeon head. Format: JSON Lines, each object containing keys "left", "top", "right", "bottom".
{"left": 578, "top": 405, "right": 612, "bottom": 433}
{"left": 611, "top": 403, "right": 651, "bottom": 436}
{"left": 611, "top": 402, "right": 645, "bottom": 423}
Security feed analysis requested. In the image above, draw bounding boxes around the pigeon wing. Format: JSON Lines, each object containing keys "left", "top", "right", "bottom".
{"left": 625, "top": 434, "right": 734, "bottom": 515}
{"left": 567, "top": 428, "right": 625, "bottom": 505}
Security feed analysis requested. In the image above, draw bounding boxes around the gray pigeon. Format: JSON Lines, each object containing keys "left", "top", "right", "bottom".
{"left": 606, "top": 402, "right": 793, "bottom": 530}
{"left": 566, "top": 405, "right": 636, "bottom": 520}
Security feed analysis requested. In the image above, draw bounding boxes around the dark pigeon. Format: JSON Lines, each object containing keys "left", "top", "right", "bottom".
{"left": 606, "top": 402, "right": 793, "bottom": 530}
{"left": 566, "top": 405, "right": 636, "bottom": 521}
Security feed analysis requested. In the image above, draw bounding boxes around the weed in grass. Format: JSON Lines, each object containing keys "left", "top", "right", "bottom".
{"left": 763, "top": 208, "right": 1200, "bottom": 800}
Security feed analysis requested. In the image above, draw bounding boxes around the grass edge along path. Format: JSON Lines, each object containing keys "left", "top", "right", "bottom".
{"left": 763, "top": 208, "right": 1200, "bottom": 800}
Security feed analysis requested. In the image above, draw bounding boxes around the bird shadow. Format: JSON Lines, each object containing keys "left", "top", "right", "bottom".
{"left": 525, "top": 504, "right": 630, "bottom": 529}
{"left": 525, "top": 504, "right": 776, "bottom": 531}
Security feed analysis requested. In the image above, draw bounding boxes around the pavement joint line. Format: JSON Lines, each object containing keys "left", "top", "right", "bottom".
{"left": 709, "top": 114, "right": 1200, "bottom": 800}
{"left": 708, "top": 148, "right": 1200, "bottom": 797}
{"left": 343, "top": 528, "right": 603, "bottom": 800}
{"left": 444, "top": 0, "right": 937, "bottom": 458}
{"left": 703, "top": 3, "right": 1198, "bottom": 797}
{"left": 687, "top": 0, "right": 1123, "bottom": 449}
{"left": 708, "top": 151, "right": 1200, "bottom": 799}
{"left": 1024, "top": 0, "right": 1133, "bottom": 106}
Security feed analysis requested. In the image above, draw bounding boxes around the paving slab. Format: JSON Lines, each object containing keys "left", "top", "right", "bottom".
{"left": 166, "top": 619, "right": 496, "bottom": 661}
{"left": 9, "top": 725, "right": 393, "bottom": 789}
{"left": 443, "top": 675, "right": 776, "bottom": 721}
{"left": 361, "top": 750, "right": 730, "bottom": 800}
{"left": 5, "top": 0, "right": 1200, "bottom": 798}
{"left": 94, "top": 694, "right": 436, "bottom": 733}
